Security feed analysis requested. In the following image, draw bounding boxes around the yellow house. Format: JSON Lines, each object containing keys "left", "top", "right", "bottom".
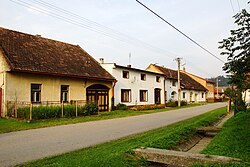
{"left": 181, "top": 70, "right": 215, "bottom": 102}
{"left": 0, "top": 27, "right": 115, "bottom": 117}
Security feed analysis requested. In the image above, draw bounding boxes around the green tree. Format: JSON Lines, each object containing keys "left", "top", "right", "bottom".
{"left": 219, "top": 8, "right": 250, "bottom": 112}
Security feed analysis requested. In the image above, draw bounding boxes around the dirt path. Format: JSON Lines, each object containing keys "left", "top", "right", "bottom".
{"left": 0, "top": 102, "right": 226, "bottom": 167}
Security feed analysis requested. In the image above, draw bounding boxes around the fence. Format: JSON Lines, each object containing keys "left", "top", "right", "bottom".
{"left": 6, "top": 100, "right": 99, "bottom": 120}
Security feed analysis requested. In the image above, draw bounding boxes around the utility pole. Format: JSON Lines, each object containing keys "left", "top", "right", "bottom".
{"left": 175, "top": 57, "right": 182, "bottom": 107}
{"left": 216, "top": 77, "right": 219, "bottom": 99}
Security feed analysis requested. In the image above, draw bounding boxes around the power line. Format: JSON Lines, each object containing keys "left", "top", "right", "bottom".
{"left": 9, "top": 0, "right": 219, "bottom": 77}
{"left": 237, "top": 0, "right": 241, "bottom": 11}
{"left": 230, "top": 0, "right": 236, "bottom": 15}
{"left": 136, "top": 0, "right": 225, "bottom": 63}
{"left": 10, "top": 0, "right": 176, "bottom": 59}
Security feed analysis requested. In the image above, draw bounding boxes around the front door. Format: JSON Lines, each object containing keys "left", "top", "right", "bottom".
{"left": 154, "top": 88, "right": 161, "bottom": 104}
{"left": 87, "top": 84, "right": 109, "bottom": 111}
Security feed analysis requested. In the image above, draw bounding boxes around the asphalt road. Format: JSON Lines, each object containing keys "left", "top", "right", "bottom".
{"left": 0, "top": 102, "right": 226, "bottom": 167}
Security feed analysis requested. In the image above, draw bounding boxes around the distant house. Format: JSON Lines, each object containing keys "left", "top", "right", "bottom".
{"left": 100, "top": 62, "right": 165, "bottom": 106}
{"left": 146, "top": 64, "right": 207, "bottom": 103}
{"left": 181, "top": 70, "right": 215, "bottom": 102}
{"left": 0, "top": 27, "right": 115, "bottom": 116}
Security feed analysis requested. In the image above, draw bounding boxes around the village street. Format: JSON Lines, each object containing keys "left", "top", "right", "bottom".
{"left": 0, "top": 102, "right": 226, "bottom": 167}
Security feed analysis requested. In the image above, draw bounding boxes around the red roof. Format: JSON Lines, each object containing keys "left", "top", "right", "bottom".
{"left": 0, "top": 27, "right": 114, "bottom": 81}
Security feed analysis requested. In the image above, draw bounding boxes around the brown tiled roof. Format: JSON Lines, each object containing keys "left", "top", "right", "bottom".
{"left": 152, "top": 65, "right": 207, "bottom": 91}
{"left": 0, "top": 27, "right": 114, "bottom": 81}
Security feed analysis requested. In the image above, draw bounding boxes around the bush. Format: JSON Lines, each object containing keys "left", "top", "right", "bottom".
{"left": 166, "top": 100, "right": 177, "bottom": 107}
{"left": 166, "top": 100, "right": 188, "bottom": 107}
{"left": 16, "top": 102, "right": 98, "bottom": 120}
{"left": 130, "top": 104, "right": 165, "bottom": 111}
{"left": 115, "top": 103, "right": 128, "bottom": 110}
{"left": 82, "top": 102, "right": 99, "bottom": 116}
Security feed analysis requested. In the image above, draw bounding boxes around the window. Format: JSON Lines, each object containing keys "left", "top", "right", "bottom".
{"left": 141, "top": 74, "right": 146, "bottom": 81}
{"left": 183, "top": 92, "right": 186, "bottom": 98}
{"left": 122, "top": 71, "right": 129, "bottom": 79}
{"left": 31, "top": 84, "right": 41, "bottom": 103}
{"left": 61, "top": 85, "right": 69, "bottom": 102}
{"left": 140, "top": 90, "right": 148, "bottom": 102}
{"left": 202, "top": 93, "right": 204, "bottom": 98}
{"left": 171, "top": 91, "right": 176, "bottom": 99}
{"left": 121, "top": 89, "right": 131, "bottom": 102}
{"left": 172, "top": 80, "right": 176, "bottom": 86}
{"left": 156, "top": 76, "right": 160, "bottom": 82}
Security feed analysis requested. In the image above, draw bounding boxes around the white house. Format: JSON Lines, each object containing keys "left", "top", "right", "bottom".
{"left": 100, "top": 62, "right": 165, "bottom": 106}
{"left": 146, "top": 64, "right": 207, "bottom": 103}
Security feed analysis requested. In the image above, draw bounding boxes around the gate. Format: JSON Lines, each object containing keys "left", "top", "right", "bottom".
{"left": 87, "top": 84, "right": 109, "bottom": 111}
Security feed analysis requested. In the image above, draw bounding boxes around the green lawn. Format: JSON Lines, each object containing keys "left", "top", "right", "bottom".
{"left": 198, "top": 109, "right": 250, "bottom": 167}
{"left": 0, "top": 103, "right": 203, "bottom": 134}
{"left": 17, "top": 107, "right": 227, "bottom": 167}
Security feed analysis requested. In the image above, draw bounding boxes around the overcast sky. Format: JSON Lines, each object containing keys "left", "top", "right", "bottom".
{"left": 1, "top": 0, "right": 249, "bottom": 78}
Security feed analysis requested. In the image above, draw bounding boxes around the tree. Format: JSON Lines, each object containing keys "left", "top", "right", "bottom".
{"left": 219, "top": 8, "right": 250, "bottom": 112}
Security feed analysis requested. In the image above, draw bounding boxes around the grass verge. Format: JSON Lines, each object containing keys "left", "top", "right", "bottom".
{"left": 0, "top": 103, "right": 203, "bottom": 134}
{"left": 16, "top": 107, "right": 226, "bottom": 167}
{"left": 197, "top": 109, "right": 250, "bottom": 167}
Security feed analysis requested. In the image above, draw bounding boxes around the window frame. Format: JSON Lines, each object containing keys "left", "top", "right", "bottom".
{"left": 61, "top": 85, "right": 69, "bottom": 103}
{"left": 122, "top": 71, "right": 129, "bottom": 79}
{"left": 31, "top": 84, "right": 41, "bottom": 103}
{"left": 121, "top": 89, "right": 131, "bottom": 102}
{"left": 156, "top": 76, "right": 160, "bottom": 83}
{"left": 141, "top": 74, "right": 146, "bottom": 81}
{"left": 172, "top": 80, "right": 176, "bottom": 87}
{"left": 139, "top": 90, "right": 148, "bottom": 102}
{"left": 183, "top": 92, "right": 186, "bottom": 99}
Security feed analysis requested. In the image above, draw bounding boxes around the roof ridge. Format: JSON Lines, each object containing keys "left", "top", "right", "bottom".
{"left": 0, "top": 27, "right": 78, "bottom": 47}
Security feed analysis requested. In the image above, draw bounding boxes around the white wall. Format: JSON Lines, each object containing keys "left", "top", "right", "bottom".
{"left": 165, "top": 79, "right": 178, "bottom": 101}
{"left": 243, "top": 89, "right": 250, "bottom": 104}
{"left": 101, "top": 64, "right": 165, "bottom": 106}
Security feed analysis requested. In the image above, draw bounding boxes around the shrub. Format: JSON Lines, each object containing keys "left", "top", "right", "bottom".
{"left": 82, "top": 102, "right": 99, "bottom": 116}
{"left": 115, "top": 103, "right": 128, "bottom": 110}
{"left": 130, "top": 104, "right": 165, "bottom": 111}
{"left": 166, "top": 100, "right": 188, "bottom": 107}
{"left": 181, "top": 100, "right": 187, "bottom": 106}
{"left": 166, "top": 100, "right": 177, "bottom": 107}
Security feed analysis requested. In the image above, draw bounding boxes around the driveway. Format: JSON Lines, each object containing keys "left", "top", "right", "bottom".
{"left": 0, "top": 102, "right": 226, "bottom": 166}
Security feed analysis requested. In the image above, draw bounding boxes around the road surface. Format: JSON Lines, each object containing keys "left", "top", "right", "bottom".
{"left": 0, "top": 102, "right": 226, "bottom": 166}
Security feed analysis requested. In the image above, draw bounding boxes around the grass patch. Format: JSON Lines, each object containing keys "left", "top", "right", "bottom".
{"left": 0, "top": 103, "right": 204, "bottom": 134}
{"left": 198, "top": 109, "right": 250, "bottom": 167}
{"left": 16, "top": 107, "right": 226, "bottom": 167}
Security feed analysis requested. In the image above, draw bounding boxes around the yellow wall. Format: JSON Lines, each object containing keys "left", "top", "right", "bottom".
{"left": 3, "top": 72, "right": 113, "bottom": 116}
{"left": 146, "top": 64, "right": 164, "bottom": 74}
{"left": 0, "top": 51, "right": 113, "bottom": 116}
{"left": 181, "top": 71, "right": 215, "bottom": 101}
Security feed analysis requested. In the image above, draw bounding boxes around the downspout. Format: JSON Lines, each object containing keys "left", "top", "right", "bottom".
{"left": 164, "top": 77, "right": 166, "bottom": 104}
{"left": 111, "top": 80, "right": 117, "bottom": 111}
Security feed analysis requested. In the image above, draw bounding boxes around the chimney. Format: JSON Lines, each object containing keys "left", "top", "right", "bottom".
{"left": 183, "top": 67, "right": 186, "bottom": 72}
{"left": 127, "top": 64, "right": 131, "bottom": 68}
{"left": 99, "top": 58, "right": 104, "bottom": 64}
{"left": 36, "top": 34, "right": 41, "bottom": 37}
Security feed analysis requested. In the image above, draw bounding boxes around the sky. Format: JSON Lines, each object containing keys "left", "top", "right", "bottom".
{"left": 1, "top": 0, "right": 249, "bottom": 78}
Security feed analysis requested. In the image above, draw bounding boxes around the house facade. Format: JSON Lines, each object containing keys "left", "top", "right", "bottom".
{"left": 100, "top": 62, "right": 165, "bottom": 106}
{"left": 181, "top": 70, "right": 215, "bottom": 102}
{"left": 146, "top": 64, "right": 207, "bottom": 103}
{"left": 0, "top": 27, "right": 115, "bottom": 116}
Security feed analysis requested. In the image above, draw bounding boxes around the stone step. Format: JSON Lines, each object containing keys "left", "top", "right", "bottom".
{"left": 134, "top": 148, "right": 241, "bottom": 167}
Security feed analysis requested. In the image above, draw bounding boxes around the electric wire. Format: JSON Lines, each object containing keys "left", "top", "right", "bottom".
{"left": 10, "top": 0, "right": 175, "bottom": 59}
{"left": 237, "top": 0, "right": 241, "bottom": 11}
{"left": 230, "top": 0, "right": 236, "bottom": 15}
{"left": 136, "top": 0, "right": 225, "bottom": 63}
{"left": 9, "top": 0, "right": 220, "bottom": 78}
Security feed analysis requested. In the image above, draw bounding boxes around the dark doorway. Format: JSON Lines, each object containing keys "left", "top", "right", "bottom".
{"left": 86, "top": 84, "right": 109, "bottom": 111}
{"left": 154, "top": 88, "right": 161, "bottom": 104}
